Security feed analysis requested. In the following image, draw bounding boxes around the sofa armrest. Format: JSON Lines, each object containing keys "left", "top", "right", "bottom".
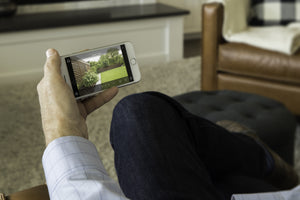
{"left": 201, "top": 2, "right": 224, "bottom": 90}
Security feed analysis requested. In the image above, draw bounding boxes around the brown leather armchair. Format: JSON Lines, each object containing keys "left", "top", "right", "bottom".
{"left": 1, "top": 185, "right": 49, "bottom": 200}
{"left": 202, "top": 2, "right": 300, "bottom": 115}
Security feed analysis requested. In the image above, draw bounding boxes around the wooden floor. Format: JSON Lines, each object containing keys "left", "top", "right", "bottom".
{"left": 184, "top": 38, "right": 202, "bottom": 58}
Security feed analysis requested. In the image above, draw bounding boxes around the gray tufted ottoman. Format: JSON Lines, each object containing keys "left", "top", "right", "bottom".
{"left": 174, "top": 90, "right": 297, "bottom": 165}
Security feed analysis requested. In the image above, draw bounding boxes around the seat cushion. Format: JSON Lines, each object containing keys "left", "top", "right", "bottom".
{"left": 218, "top": 42, "right": 300, "bottom": 84}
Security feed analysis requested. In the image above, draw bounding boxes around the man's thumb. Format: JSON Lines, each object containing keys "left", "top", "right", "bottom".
{"left": 44, "top": 48, "right": 61, "bottom": 76}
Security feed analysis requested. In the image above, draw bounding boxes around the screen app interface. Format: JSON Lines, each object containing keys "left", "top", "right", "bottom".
{"left": 65, "top": 44, "right": 133, "bottom": 97}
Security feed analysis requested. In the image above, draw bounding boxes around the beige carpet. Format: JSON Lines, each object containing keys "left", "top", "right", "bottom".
{"left": 0, "top": 56, "right": 201, "bottom": 194}
{"left": 1, "top": 56, "right": 300, "bottom": 195}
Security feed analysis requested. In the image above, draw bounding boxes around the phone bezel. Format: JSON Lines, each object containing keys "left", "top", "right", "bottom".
{"left": 60, "top": 42, "right": 141, "bottom": 100}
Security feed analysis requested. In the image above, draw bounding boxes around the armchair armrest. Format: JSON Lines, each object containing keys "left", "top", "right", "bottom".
{"left": 6, "top": 185, "right": 49, "bottom": 200}
{"left": 201, "top": 2, "right": 224, "bottom": 90}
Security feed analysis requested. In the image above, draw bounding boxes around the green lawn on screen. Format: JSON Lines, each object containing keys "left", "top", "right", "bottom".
{"left": 101, "top": 65, "right": 128, "bottom": 83}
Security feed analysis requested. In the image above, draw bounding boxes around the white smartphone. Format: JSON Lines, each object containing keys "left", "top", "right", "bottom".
{"left": 60, "top": 42, "right": 141, "bottom": 100}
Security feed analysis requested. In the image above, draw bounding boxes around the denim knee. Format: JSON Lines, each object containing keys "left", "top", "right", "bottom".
{"left": 113, "top": 93, "right": 149, "bottom": 116}
{"left": 110, "top": 91, "right": 193, "bottom": 149}
{"left": 110, "top": 92, "right": 159, "bottom": 148}
{"left": 112, "top": 92, "right": 171, "bottom": 120}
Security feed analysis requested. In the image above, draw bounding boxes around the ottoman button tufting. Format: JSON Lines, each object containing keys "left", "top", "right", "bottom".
{"left": 174, "top": 90, "right": 297, "bottom": 165}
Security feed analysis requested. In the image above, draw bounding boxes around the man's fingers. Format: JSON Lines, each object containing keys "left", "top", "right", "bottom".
{"left": 36, "top": 78, "right": 44, "bottom": 94}
{"left": 44, "top": 48, "right": 61, "bottom": 77}
{"left": 81, "top": 87, "right": 119, "bottom": 116}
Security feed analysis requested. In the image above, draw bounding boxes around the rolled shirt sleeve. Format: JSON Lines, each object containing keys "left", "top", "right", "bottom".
{"left": 42, "top": 136, "right": 129, "bottom": 200}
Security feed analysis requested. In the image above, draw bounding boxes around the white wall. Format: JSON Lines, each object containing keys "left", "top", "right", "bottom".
{"left": 157, "top": 0, "right": 205, "bottom": 35}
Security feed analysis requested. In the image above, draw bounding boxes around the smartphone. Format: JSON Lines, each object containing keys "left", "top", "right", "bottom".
{"left": 60, "top": 42, "right": 141, "bottom": 100}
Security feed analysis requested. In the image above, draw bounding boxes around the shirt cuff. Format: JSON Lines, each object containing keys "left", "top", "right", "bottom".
{"left": 42, "top": 136, "right": 107, "bottom": 195}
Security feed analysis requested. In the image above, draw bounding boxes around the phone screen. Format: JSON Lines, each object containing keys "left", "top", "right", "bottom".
{"left": 65, "top": 44, "right": 134, "bottom": 98}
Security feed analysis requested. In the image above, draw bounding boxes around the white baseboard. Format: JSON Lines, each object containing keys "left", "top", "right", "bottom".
{"left": 0, "top": 70, "right": 43, "bottom": 85}
{"left": 184, "top": 32, "right": 202, "bottom": 40}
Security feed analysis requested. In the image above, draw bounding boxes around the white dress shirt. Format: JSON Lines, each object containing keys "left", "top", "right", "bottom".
{"left": 42, "top": 136, "right": 129, "bottom": 200}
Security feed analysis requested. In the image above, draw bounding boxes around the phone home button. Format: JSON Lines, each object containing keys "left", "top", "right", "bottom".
{"left": 130, "top": 58, "right": 136, "bottom": 65}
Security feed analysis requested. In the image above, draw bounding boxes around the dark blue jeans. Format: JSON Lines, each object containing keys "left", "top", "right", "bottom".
{"left": 110, "top": 92, "right": 278, "bottom": 200}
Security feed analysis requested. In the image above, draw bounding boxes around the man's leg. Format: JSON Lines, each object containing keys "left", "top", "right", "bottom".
{"left": 110, "top": 92, "right": 223, "bottom": 200}
{"left": 110, "top": 92, "right": 276, "bottom": 200}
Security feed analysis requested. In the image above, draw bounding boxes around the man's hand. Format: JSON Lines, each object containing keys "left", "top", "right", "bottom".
{"left": 37, "top": 49, "right": 118, "bottom": 146}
